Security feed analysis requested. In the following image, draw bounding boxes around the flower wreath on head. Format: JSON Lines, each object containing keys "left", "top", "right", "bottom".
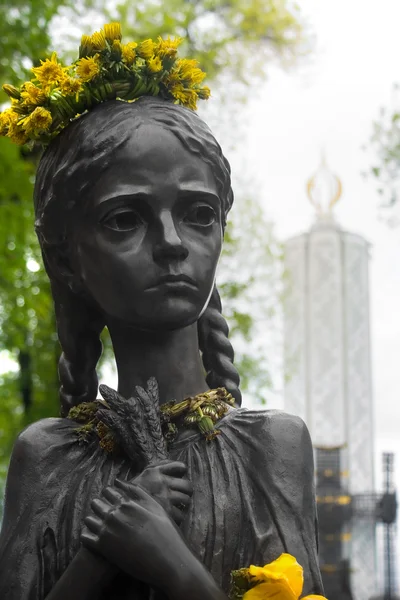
{"left": 0, "top": 22, "right": 211, "bottom": 148}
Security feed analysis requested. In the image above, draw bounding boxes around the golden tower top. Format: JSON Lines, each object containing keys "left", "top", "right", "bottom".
{"left": 306, "top": 153, "right": 343, "bottom": 217}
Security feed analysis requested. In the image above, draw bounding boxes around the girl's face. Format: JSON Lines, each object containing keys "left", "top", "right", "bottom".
{"left": 71, "top": 121, "right": 223, "bottom": 331}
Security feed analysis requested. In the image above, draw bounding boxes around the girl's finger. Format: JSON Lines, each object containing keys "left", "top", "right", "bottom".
{"left": 114, "top": 478, "right": 146, "bottom": 500}
{"left": 91, "top": 497, "right": 111, "bottom": 519}
{"left": 170, "top": 491, "right": 192, "bottom": 508}
{"left": 83, "top": 515, "right": 103, "bottom": 534}
{"left": 158, "top": 461, "right": 187, "bottom": 476}
{"left": 103, "top": 485, "right": 124, "bottom": 504}
{"left": 164, "top": 476, "right": 193, "bottom": 496}
{"left": 81, "top": 529, "right": 99, "bottom": 551}
{"left": 171, "top": 506, "right": 184, "bottom": 525}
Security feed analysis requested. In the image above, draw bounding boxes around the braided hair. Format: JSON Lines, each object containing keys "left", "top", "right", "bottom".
{"left": 34, "top": 97, "right": 242, "bottom": 414}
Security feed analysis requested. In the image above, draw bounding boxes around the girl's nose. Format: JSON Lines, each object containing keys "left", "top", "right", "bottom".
{"left": 152, "top": 210, "right": 189, "bottom": 263}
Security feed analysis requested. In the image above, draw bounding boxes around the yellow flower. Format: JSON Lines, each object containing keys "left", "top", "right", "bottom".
{"left": 59, "top": 75, "right": 83, "bottom": 97}
{"left": 247, "top": 554, "right": 303, "bottom": 599}
{"left": 197, "top": 86, "right": 211, "bottom": 100}
{"left": 103, "top": 22, "right": 122, "bottom": 42}
{"left": 7, "top": 120, "right": 28, "bottom": 145}
{"left": 154, "top": 36, "right": 183, "bottom": 59}
{"left": 147, "top": 55, "right": 163, "bottom": 73}
{"left": 176, "top": 58, "right": 206, "bottom": 85}
{"left": 137, "top": 39, "right": 155, "bottom": 59}
{"left": 20, "top": 82, "right": 47, "bottom": 106}
{"left": 76, "top": 55, "right": 100, "bottom": 82}
{"left": 79, "top": 34, "right": 95, "bottom": 57}
{"left": 90, "top": 30, "right": 107, "bottom": 51}
{"left": 121, "top": 42, "right": 138, "bottom": 65}
{"left": 243, "top": 555, "right": 328, "bottom": 600}
{"left": 0, "top": 108, "right": 18, "bottom": 136}
{"left": 111, "top": 40, "right": 122, "bottom": 59}
{"left": 2, "top": 84, "right": 21, "bottom": 100}
{"left": 31, "top": 52, "right": 66, "bottom": 89}
{"left": 171, "top": 85, "right": 198, "bottom": 110}
{"left": 19, "top": 106, "right": 52, "bottom": 136}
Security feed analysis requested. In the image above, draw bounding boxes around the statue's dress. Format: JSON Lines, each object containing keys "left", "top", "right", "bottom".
{"left": 0, "top": 408, "right": 324, "bottom": 599}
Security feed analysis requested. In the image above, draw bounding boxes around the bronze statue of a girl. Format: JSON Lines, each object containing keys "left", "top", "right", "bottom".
{"left": 0, "top": 26, "right": 324, "bottom": 600}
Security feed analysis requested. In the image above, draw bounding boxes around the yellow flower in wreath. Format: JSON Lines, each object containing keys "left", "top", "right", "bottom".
{"left": 121, "top": 42, "right": 138, "bottom": 65}
{"left": 137, "top": 39, "right": 155, "bottom": 59}
{"left": 59, "top": 76, "right": 83, "bottom": 97}
{"left": 147, "top": 55, "right": 163, "bottom": 73}
{"left": 90, "top": 30, "right": 107, "bottom": 51}
{"left": 154, "top": 35, "right": 183, "bottom": 59}
{"left": 243, "top": 554, "right": 327, "bottom": 600}
{"left": 76, "top": 55, "right": 100, "bottom": 82}
{"left": 103, "top": 22, "right": 122, "bottom": 42}
{"left": 31, "top": 52, "right": 66, "bottom": 90}
{"left": 20, "top": 82, "right": 47, "bottom": 106}
{"left": 0, "top": 108, "right": 18, "bottom": 136}
{"left": 19, "top": 106, "right": 52, "bottom": 136}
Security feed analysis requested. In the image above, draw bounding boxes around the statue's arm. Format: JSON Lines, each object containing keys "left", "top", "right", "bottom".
{"left": 0, "top": 421, "right": 116, "bottom": 600}
{"left": 81, "top": 481, "right": 228, "bottom": 600}
{"left": 44, "top": 548, "right": 116, "bottom": 600}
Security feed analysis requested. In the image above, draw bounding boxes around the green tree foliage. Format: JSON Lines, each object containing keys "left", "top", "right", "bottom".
{"left": 219, "top": 197, "right": 283, "bottom": 404}
{"left": 75, "top": 0, "right": 306, "bottom": 81}
{"left": 0, "top": 0, "right": 306, "bottom": 498}
{"left": 369, "top": 107, "right": 400, "bottom": 219}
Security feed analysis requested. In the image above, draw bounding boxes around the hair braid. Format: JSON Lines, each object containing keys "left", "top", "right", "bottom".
{"left": 48, "top": 273, "right": 104, "bottom": 417}
{"left": 198, "top": 286, "right": 242, "bottom": 406}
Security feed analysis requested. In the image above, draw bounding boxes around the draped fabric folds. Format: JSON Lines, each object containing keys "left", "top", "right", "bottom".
{"left": 0, "top": 408, "right": 324, "bottom": 599}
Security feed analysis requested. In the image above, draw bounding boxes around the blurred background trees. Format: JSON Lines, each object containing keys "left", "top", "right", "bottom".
{"left": 368, "top": 85, "right": 400, "bottom": 223}
{"left": 0, "top": 0, "right": 309, "bottom": 511}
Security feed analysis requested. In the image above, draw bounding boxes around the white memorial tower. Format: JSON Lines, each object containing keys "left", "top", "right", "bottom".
{"left": 283, "top": 157, "right": 376, "bottom": 599}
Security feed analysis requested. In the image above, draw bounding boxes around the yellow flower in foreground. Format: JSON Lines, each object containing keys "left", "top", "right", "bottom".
{"left": 122, "top": 42, "right": 138, "bottom": 65}
{"left": 137, "top": 39, "right": 155, "bottom": 59}
{"left": 19, "top": 106, "right": 52, "bottom": 136}
{"left": 147, "top": 55, "right": 163, "bottom": 73}
{"left": 103, "top": 22, "right": 122, "bottom": 42}
{"left": 31, "top": 52, "right": 66, "bottom": 89}
{"left": 155, "top": 35, "right": 183, "bottom": 58}
{"left": 76, "top": 55, "right": 100, "bottom": 82}
{"left": 248, "top": 554, "right": 303, "bottom": 599}
{"left": 243, "top": 555, "right": 327, "bottom": 600}
{"left": 20, "top": 82, "right": 47, "bottom": 106}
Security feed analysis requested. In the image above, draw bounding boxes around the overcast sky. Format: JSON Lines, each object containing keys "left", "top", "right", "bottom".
{"left": 223, "top": 0, "right": 400, "bottom": 584}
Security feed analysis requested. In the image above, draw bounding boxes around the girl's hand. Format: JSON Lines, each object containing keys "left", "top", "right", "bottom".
{"left": 81, "top": 483, "right": 194, "bottom": 592}
{"left": 130, "top": 459, "right": 193, "bottom": 525}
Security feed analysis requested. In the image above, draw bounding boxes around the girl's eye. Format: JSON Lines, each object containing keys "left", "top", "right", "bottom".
{"left": 184, "top": 205, "right": 216, "bottom": 227}
{"left": 102, "top": 210, "right": 143, "bottom": 232}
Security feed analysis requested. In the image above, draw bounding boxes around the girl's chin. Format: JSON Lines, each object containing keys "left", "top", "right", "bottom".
{"left": 117, "top": 305, "right": 202, "bottom": 332}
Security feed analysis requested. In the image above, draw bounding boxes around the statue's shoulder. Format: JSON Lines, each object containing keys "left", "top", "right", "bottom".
{"left": 226, "top": 408, "right": 313, "bottom": 467}
{"left": 228, "top": 407, "right": 309, "bottom": 442}
{"left": 13, "top": 417, "right": 76, "bottom": 464}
